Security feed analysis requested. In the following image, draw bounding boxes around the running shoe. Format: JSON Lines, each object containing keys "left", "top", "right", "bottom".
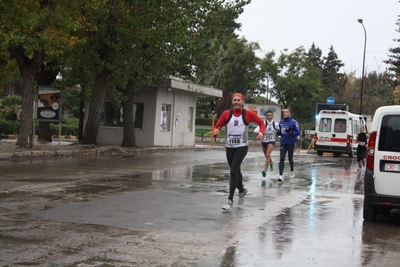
{"left": 222, "top": 200, "right": 233, "bottom": 210}
{"left": 270, "top": 159, "right": 274, "bottom": 171}
{"left": 262, "top": 170, "right": 266, "bottom": 177}
{"left": 277, "top": 175, "right": 284, "bottom": 182}
{"left": 238, "top": 188, "right": 248, "bottom": 205}
{"left": 290, "top": 171, "right": 295, "bottom": 178}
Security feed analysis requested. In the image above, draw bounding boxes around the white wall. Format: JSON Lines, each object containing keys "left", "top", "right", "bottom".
{"left": 154, "top": 88, "right": 196, "bottom": 147}
{"left": 243, "top": 103, "right": 282, "bottom": 123}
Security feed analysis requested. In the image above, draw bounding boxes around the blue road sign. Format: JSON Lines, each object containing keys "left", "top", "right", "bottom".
{"left": 326, "top": 96, "right": 335, "bottom": 104}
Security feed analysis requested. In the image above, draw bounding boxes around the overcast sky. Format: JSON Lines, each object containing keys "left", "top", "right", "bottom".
{"left": 236, "top": 0, "right": 399, "bottom": 76}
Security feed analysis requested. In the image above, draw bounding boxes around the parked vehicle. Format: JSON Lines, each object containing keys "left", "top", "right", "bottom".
{"left": 313, "top": 110, "right": 367, "bottom": 157}
{"left": 363, "top": 105, "right": 400, "bottom": 222}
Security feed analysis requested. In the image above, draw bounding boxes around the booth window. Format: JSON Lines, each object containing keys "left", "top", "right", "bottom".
{"left": 100, "top": 102, "right": 144, "bottom": 129}
{"left": 160, "top": 104, "right": 171, "bottom": 131}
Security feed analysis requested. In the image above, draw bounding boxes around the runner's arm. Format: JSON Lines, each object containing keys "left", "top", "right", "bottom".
{"left": 213, "top": 110, "right": 230, "bottom": 136}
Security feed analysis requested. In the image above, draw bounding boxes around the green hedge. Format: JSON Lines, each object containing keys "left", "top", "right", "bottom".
{"left": 0, "top": 118, "right": 80, "bottom": 136}
{"left": 195, "top": 117, "right": 214, "bottom": 126}
{"left": 0, "top": 118, "right": 19, "bottom": 135}
{"left": 49, "top": 120, "right": 79, "bottom": 136}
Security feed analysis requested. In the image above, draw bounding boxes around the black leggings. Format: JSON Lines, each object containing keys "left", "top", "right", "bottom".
{"left": 279, "top": 143, "right": 295, "bottom": 175}
{"left": 357, "top": 145, "right": 366, "bottom": 161}
{"left": 226, "top": 146, "right": 248, "bottom": 200}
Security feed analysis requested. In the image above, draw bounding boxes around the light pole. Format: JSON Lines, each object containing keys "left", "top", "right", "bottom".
{"left": 358, "top": 18, "right": 367, "bottom": 115}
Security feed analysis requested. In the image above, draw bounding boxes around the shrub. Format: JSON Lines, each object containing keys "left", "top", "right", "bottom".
{"left": 0, "top": 118, "right": 18, "bottom": 135}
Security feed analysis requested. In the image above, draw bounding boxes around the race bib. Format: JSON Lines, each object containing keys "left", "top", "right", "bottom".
{"left": 227, "top": 134, "right": 243, "bottom": 144}
{"left": 359, "top": 141, "right": 366, "bottom": 146}
{"left": 264, "top": 134, "right": 274, "bottom": 141}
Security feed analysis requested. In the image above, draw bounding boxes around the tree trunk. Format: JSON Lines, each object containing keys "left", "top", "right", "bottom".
{"left": 121, "top": 81, "right": 137, "bottom": 147}
{"left": 82, "top": 70, "right": 109, "bottom": 145}
{"left": 17, "top": 74, "right": 35, "bottom": 148}
{"left": 37, "top": 121, "right": 52, "bottom": 142}
{"left": 11, "top": 51, "right": 45, "bottom": 148}
{"left": 78, "top": 99, "right": 84, "bottom": 142}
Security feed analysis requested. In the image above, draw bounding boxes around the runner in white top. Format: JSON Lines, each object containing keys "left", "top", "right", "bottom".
{"left": 254, "top": 111, "right": 277, "bottom": 184}
{"left": 214, "top": 93, "right": 265, "bottom": 210}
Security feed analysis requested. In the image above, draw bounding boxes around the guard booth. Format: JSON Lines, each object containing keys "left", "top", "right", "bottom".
{"left": 93, "top": 77, "right": 223, "bottom": 147}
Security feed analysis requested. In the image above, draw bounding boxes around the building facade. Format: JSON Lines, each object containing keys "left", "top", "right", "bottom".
{"left": 92, "top": 77, "right": 222, "bottom": 147}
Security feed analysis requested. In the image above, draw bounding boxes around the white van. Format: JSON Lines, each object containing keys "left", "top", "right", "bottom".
{"left": 363, "top": 105, "right": 400, "bottom": 222}
{"left": 313, "top": 110, "right": 366, "bottom": 157}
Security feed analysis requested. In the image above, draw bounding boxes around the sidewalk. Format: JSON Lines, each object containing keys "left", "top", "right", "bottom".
{"left": 0, "top": 138, "right": 225, "bottom": 161}
{"left": 0, "top": 136, "right": 314, "bottom": 161}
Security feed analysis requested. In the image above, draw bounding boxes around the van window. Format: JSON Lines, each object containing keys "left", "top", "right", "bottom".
{"left": 378, "top": 115, "right": 400, "bottom": 152}
{"left": 319, "top": 118, "right": 332, "bottom": 132}
{"left": 352, "top": 119, "right": 360, "bottom": 135}
{"left": 334, "top": 119, "right": 346, "bottom": 133}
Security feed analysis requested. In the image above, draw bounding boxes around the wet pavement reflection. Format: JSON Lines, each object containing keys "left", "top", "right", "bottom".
{"left": 1, "top": 148, "right": 400, "bottom": 266}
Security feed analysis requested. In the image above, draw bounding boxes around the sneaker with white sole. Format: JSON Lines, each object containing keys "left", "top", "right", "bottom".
{"left": 261, "top": 170, "right": 266, "bottom": 177}
{"left": 277, "top": 175, "right": 284, "bottom": 182}
{"left": 222, "top": 200, "right": 233, "bottom": 210}
{"left": 238, "top": 188, "right": 248, "bottom": 205}
{"left": 270, "top": 159, "right": 274, "bottom": 171}
{"left": 290, "top": 171, "right": 295, "bottom": 178}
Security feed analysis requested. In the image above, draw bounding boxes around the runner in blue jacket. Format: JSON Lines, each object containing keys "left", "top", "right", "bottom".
{"left": 276, "top": 109, "right": 300, "bottom": 182}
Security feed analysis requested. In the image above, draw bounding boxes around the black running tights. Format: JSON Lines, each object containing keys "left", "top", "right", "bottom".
{"left": 226, "top": 146, "right": 248, "bottom": 200}
{"left": 279, "top": 143, "right": 295, "bottom": 175}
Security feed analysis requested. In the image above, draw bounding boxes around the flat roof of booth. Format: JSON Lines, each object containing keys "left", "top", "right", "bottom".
{"left": 167, "top": 77, "right": 223, "bottom": 98}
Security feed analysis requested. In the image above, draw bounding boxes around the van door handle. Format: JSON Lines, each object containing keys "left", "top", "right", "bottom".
{"left": 332, "top": 134, "right": 336, "bottom": 137}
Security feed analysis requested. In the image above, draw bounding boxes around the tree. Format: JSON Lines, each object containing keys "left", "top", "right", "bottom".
{"left": 195, "top": 37, "right": 260, "bottom": 112}
{"left": 307, "top": 43, "right": 323, "bottom": 71}
{"left": 0, "top": 0, "right": 80, "bottom": 148}
{"left": 260, "top": 51, "right": 279, "bottom": 104}
{"left": 322, "top": 45, "right": 346, "bottom": 99}
{"left": 268, "top": 46, "right": 323, "bottom": 123}
{"left": 362, "top": 71, "right": 396, "bottom": 114}
{"left": 386, "top": 13, "right": 400, "bottom": 75}
{"left": 385, "top": 10, "right": 400, "bottom": 104}
{"left": 59, "top": 0, "right": 251, "bottom": 146}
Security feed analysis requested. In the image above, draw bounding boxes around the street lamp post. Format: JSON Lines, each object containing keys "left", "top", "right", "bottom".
{"left": 358, "top": 18, "right": 367, "bottom": 115}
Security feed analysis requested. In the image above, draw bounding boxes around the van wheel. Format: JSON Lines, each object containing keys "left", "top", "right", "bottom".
{"left": 333, "top": 152, "right": 341, "bottom": 157}
{"left": 317, "top": 150, "right": 323, "bottom": 156}
{"left": 363, "top": 199, "right": 378, "bottom": 222}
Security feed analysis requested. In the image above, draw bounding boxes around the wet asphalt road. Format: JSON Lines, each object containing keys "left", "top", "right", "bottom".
{"left": 1, "top": 145, "right": 400, "bottom": 266}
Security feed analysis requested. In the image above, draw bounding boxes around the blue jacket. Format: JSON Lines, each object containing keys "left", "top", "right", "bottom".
{"left": 277, "top": 116, "right": 300, "bottom": 145}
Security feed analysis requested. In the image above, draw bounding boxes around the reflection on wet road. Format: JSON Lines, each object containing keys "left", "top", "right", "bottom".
{"left": 216, "top": 153, "right": 400, "bottom": 267}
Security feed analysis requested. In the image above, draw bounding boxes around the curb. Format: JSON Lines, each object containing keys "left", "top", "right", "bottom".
{"left": 0, "top": 135, "right": 77, "bottom": 140}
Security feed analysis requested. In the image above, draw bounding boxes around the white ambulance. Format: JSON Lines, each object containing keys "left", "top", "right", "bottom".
{"left": 313, "top": 110, "right": 367, "bottom": 157}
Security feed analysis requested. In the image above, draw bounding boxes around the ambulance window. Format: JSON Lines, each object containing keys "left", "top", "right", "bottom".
{"left": 319, "top": 118, "right": 332, "bottom": 132}
{"left": 378, "top": 115, "right": 400, "bottom": 152}
{"left": 353, "top": 120, "right": 360, "bottom": 134}
{"left": 334, "top": 119, "right": 346, "bottom": 133}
